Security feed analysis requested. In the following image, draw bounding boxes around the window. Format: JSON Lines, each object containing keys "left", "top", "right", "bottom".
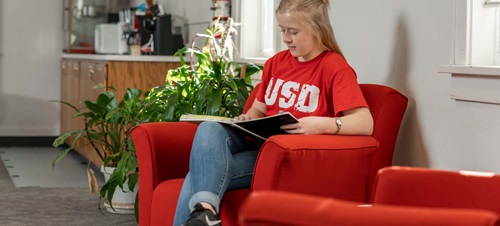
{"left": 233, "top": 0, "right": 284, "bottom": 63}
{"left": 438, "top": 0, "right": 500, "bottom": 105}
{"left": 485, "top": 0, "right": 500, "bottom": 7}
{"left": 454, "top": 0, "right": 500, "bottom": 65}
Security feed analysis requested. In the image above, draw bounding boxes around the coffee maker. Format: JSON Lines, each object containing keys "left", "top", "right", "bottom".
{"left": 137, "top": 14, "right": 184, "bottom": 55}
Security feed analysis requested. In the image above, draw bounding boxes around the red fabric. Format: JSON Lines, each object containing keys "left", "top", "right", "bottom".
{"left": 239, "top": 191, "right": 500, "bottom": 226}
{"left": 257, "top": 50, "right": 367, "bottom": 118}
{"left": 243, "top": 83, "right": 260, "bottom": 113}
{"left": 219, "top": 189, "right": 251, "bottom": 224}
{"left": 361, "top": 84, "right": 408, "bottom": 200}
{"left": 252, "top": 135, "right": 378, "bottom": 202}
{"left": 131, "top": 83, "right": 408, "bottom": 226}
{"left": 131, "top": 122, "right": 198, "bottom": 226}
{"left": 148, "top": 179, "right": 250, "bottom": 226}
{"left": 150, "top": 179, "right": 184, "bottom": 226}
{"left": 372, "top": 166, "right": 500, "bottom": 215}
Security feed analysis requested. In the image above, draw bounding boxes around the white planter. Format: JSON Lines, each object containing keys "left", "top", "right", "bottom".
{"left": 101, "top": 166, "right": 138, "bottom": 214}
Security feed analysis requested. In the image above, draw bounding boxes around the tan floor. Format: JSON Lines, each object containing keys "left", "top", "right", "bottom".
{"left": 0, "top": 147, "right": 104, "bottom": 188}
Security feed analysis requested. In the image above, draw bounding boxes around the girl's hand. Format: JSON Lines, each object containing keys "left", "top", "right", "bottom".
{"left": 234, "top": 114, "right": 253, "bottom": 121}
{"left": 235, "top": 99, "right": 266, "bottom": 122}
{"left": 281, "top": 116, "right": 332, "bottom": 135}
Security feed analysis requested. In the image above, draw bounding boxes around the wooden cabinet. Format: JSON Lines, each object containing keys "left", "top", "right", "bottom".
{"left": 76, "top": 61, "right": 108, "bottom": 167}
{"left": 79, "top": 61, "right": 108, "bottom": 103}
{"left": 107, "top": 61, "right": 182, "bottom": 93}
{"left": 60, "top": 60, "right": 80, "bottom": 145}
{"left": 60, "top": 58, "right": 181, "bottom": 167}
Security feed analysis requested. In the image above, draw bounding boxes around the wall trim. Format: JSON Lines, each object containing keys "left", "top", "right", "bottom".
{"left": 0, "top": 137, "right": 58, "bottom": 147}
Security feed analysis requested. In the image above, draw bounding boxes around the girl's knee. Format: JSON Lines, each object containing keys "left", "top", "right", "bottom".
{"left": 198, "top": 121, "right": 225, "bottom": 133}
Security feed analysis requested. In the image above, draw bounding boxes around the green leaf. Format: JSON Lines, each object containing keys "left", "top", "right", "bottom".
{"left": 49, "top": 100, "right": 79, "bottom": 113}
{"left": 96, "top": 91, "right": 115, "bottom": 106}
{"left": 206, "top": 89, "right": 223, "bottom": 115}
{"left": 52, "top": 130, "right": 80, "bottom": 147}
{"left": 227, "top": 79, "right": 238, "bottom": 92}
{"left": 93, "top": 83, "right": 106, "bottom": 89}
{"left": 128, "top": 172, "right": 138, "bottom": 192}
{"left": 52, "top": 147, "right": 72, "bottom": 170}
{"left": 84, "top": 101, "right": 105, "bottom": 116}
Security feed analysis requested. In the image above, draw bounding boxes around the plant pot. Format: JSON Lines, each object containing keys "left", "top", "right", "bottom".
{"left": 101, "top": 166, "right": 138, "bottom": 214}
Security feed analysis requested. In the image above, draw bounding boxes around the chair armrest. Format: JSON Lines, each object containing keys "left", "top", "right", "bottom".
{"left": 132, "top": 122, "right": 198, "bottom": 185}
{"left": 239, "top": 191, "right": 500, "bottom": 226}
{"left": 252, "top": 134, "right": 379, "bottom": 202}
{"left": 372, "top": 166, "right": 500, "bottom": 215}
{"left": 130, "top": 122, "right": 198, "bottom": 225}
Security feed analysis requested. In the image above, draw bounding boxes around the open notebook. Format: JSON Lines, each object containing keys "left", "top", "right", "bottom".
{"left": 179, "top": 112, "right": 299, "bottom": 140}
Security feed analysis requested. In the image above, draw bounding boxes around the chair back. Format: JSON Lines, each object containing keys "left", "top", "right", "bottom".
{"left": 372, "top": 166, "right": 500, "bottom": 216}
{"left": 244, "top": 83, "right": 408, "bottom": 200}
{"left": 360, "top": 84, "right": 408, "bottom": 199}
{"left": 243, "top": 83, "right": 261, "bottom": 113}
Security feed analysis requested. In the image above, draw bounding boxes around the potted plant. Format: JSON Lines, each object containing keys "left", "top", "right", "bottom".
{"left": 51, "top": 16, "right": 262, "bottom": 219}
{"left": 149, "top": 17, "right": 263, "bottom": 121}
{"left": 52, "top": 85, "right": 161, "bottom": 216}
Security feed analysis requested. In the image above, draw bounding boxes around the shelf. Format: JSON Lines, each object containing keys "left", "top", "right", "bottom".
{"left": 438, "top": 65, "right": 500, "bottom": 76}
{"left": 438, "top": 65, "right": 500, "bottom": 105}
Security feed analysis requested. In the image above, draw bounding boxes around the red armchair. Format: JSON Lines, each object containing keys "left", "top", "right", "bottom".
{"left": 239, "top": 191, "right": 499, "bottom": 226}
{"left": 371, "top": 166, "right": 500, "bottom": 215}
{"left": 238, "top": 166, "right": 500, "bottom": 226}
{"left": 130, "top": 84, "right": 408, "bottom": 226}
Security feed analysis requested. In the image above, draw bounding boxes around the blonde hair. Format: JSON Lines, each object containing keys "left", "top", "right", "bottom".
{"left": 276, "top": 0, "right": 345, "bottom": 58}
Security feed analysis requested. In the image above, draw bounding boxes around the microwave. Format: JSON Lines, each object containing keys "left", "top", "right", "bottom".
{"left": 95, "top": 23, "right": 128, "bottom": 54}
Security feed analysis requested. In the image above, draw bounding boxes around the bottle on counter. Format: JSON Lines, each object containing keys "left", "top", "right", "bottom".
{"left": 130, "top": 32, "right": 141, "bottom": 56}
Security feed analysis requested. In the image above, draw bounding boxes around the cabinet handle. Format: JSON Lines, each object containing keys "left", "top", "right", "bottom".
{"left": 73, "top": 64, "right": 79, "bottom": 78}
{"left": 89, "top": 69, "right": 95, "bottom": 82}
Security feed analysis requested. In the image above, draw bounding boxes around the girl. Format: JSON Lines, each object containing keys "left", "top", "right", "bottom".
{"left": 176, "top": 0, "right": 373, "bottom": 225}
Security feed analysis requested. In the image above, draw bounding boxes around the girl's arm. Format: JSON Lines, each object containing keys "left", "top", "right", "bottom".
{"left": 235, "top": 99, "right": 267, "bottom": 121}
{"left": 282, "top": 107, "right": 374, "bottom": 136}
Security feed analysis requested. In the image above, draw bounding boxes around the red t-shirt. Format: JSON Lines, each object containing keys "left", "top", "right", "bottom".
{"left": 256, "top": 50, "right": 368, "bottom": 118}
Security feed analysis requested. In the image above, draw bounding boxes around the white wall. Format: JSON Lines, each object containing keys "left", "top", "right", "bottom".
{"left": 0, "top": 0, "right": 63, "bottom": 136}
{"left": 0, "top": 0, "right": 211, "bottom": 137}
{"left": 331, "top": 0, "right": 500, "bottom": 173}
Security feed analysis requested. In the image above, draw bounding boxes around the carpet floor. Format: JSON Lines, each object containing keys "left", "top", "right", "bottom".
{"left": 0, "top": 152, "right": 137, "bottom": 226}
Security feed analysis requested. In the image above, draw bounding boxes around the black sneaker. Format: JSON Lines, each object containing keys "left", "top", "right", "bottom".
{"left": 182, "top": 203, "right": 221, "bottom": 226}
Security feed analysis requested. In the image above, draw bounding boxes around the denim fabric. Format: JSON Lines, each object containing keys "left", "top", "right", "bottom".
{"left": 173, "top": 121, "right": 260, "bottom": 226}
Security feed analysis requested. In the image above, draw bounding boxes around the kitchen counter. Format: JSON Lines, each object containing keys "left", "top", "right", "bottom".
{"left": 62, "top": 54, "right": 182, "bottom": 62}
{"left": 60, "top": 55, "right": 183, "bottom": 167}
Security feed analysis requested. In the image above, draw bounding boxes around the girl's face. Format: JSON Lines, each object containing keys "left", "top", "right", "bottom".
{"left": 277, "top": 11, "right": 324, "bottom": 62}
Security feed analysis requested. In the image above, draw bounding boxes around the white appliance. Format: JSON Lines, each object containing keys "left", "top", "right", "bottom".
{"left": 95, "top": 23, "right": 128, "bottom": 54}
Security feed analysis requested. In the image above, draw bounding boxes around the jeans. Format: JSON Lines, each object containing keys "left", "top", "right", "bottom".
{"left": 173, "top": 121, "right": 260, "bottom": 226}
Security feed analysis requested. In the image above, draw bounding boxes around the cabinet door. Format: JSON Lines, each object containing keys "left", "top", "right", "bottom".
{"left": 79, "top": 61, "right": 107, "bottom": 103}
{"left": 60, "top": 60, "right": 72, "bottom": 134}
{"left": 61, "top": 59, "right": 181, "bottom": 168}
{"left": 70, "top": 61, "right": 81, "bottom": 132}
{"left": 107, "top": 61, "right": 181, "bottom": 94}
{"left": 61, "top": 59, "right": 80, "bottom": 145}
{"left": 78, "top": 61, "right": 108, "bottom": 167}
